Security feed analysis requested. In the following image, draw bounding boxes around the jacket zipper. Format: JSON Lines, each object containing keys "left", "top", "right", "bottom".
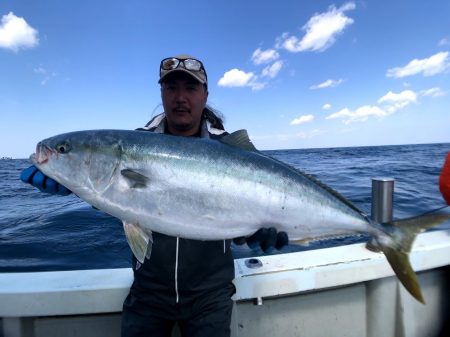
{"left": 175, "top": 237, "right": 180, "bottom": 303}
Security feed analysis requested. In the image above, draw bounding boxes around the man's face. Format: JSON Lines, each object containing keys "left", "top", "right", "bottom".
{"left": 161, "top": 73, "right": 208, "bottom": 136}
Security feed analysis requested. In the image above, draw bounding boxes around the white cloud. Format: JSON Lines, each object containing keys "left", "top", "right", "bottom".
{"left": 224, "top": 2, "right": 355, "bottom": 91}
{"left": 439, "top": 38, "right": 450, "bottom": 47}
{"left": 276, "top": 2, "right": 355, "bottom": 53}
{"left": 322, "top": 103, "right": 332, "bottom": 110}
{"left": 310, "top": 78, "right": 343, "bottom": 89}
{"left": 290, "top": 114, "right": 314, "bottom": 125}
{"left": 33, "top": 66, "right": 46, "bottom": 74}
{"left": 377, "top": 90, "right": 417, "bottom": 113}
{"left": 420, "top": 87, "right": 445, "bottom": 97}
{"left": 261, "top": 60, "right": 283, "bottom": 78}
{"left": 378, "top": 90, "right": 417, "bottom": 104}
{"left": 217, "top": 68, "right": 266, "bottom": 91}
{"left": 326, "top": 86, "right": 444, "bottom": 125}
{"left": 249, "top": 81, "right": 267, "bottom": 91}
{"left": 386, "top": 51, "right": 450, "bottom": 78}
{"left": 218, "top": 68, "right": 255, "bottom": 87}
{"left": 33, "top": 65, "right": 57, "bottom": 85}
{"left": 327, "top": 89, "right": 421, "bottom": 124}
{"left": 326, "top": 105, "right": 387, "bottom": 124}
{"left": 252, "top": 48, "right": 280, "bottom": 65}
{"left": 0, "top": 12, "right": 39, "bottom": 52}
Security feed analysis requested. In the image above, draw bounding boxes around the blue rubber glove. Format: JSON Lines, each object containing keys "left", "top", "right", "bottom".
{"left": 20, "top": 165, "right": 72, "bottom": 195}
{"left": 233, "top": 228, "right": 289, "bottom": 253}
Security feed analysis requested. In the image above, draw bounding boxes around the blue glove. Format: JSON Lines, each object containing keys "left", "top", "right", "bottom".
{"left": 233, "top": 228, "right": 289, "bottom": 253}
{"left": 20, "top": 165, "right": 72, "bottom": 195}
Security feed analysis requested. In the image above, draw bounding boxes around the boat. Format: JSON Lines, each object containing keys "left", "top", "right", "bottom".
{"left": 1, "top": 180, "right": 449, "bottom": 337}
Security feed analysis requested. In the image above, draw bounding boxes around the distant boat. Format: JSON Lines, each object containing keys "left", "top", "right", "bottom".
{"left": 0, "top": 157, "right": 12, "bottom": 160}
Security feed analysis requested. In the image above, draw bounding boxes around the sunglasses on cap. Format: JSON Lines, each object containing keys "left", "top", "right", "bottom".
{"left": 160, "top": 57, "right": 207, "bottom": 82}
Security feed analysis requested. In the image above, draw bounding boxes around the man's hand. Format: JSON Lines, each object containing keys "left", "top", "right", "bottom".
{"left": 20, "top": 165, "right": 72, "bottom": 195}
{"left": 233, "top": 228, "right": 289, "bottom": 253}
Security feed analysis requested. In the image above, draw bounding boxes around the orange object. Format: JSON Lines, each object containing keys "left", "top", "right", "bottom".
{"left": 439, "top": 152, "right": 450, "bottom": 205}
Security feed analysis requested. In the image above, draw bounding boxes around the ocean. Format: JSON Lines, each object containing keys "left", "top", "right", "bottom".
{"left": 0, "top": 143, "right": 449, "bottom": 273}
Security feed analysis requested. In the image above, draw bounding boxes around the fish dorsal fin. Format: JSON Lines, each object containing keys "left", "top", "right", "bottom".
{"left": 266, "top": 154, "right": 363, "bottom": 215}
{"left": 121, "top": 169, "right": 150, "bottom": 188}
{"left": 220, "top": 129, "right": 258, "bottom": 152}
{"left": 302, "top": 171, "right": 362, "bottom": 214}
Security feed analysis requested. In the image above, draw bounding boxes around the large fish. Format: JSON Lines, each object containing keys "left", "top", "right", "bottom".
{"left": 31, "top": 129, "right": 450, "bottom": 303}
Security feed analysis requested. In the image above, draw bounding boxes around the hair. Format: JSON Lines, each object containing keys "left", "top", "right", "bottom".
{"left": 203, "top": 105, "right": 225, "bottom": 130}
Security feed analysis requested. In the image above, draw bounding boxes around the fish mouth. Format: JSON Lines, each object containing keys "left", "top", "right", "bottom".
{"left": 31, "top": 143, "right": 55, "bottom": 165}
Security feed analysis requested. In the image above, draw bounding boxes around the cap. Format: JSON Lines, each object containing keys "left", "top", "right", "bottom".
{"left": 159, "top": 54, "right": 207, "bottom": 86}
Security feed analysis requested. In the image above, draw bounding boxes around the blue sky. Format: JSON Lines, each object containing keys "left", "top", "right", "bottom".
{"left": 1, "top": 0, "right": 449, "bottom": 158}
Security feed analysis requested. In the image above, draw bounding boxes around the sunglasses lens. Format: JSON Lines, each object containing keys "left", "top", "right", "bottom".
{"left": 183, "top": 59, "right": 202, "bottom": 71}
{"left": 162, "top": 58, "right": 180, "bottom": 70}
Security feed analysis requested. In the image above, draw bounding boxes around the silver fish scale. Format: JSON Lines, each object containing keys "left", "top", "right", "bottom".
{"left": 34, "top": 130, "right": 379, "bottom": 242}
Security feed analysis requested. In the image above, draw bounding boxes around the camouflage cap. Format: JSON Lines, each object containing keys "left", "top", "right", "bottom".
{"left": 159, "top": 54, "right": 207, "bottom": 85}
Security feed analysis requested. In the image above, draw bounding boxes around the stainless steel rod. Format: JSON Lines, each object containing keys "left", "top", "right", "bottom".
{"left": 371, "top": 178, "right": 394, "bottom": 223}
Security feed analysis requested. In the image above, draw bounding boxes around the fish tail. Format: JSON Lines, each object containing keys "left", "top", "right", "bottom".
{"left": 376, "top": 209, "right": 450, "bottom": 304}
{"left": 375, "top": 153, "right": 450, "bottom": 303}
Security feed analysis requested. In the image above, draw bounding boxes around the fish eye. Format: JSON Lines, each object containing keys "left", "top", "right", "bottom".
{"left": 56, "top": 142, "right": 71, "bottom": 154}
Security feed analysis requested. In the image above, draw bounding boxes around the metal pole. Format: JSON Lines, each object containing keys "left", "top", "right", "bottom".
{"left": 366, "top": 178, "right": 394, "bottom": 253}
{"left": 367, "top": 178, "right": 395, "bottom": 337}
{"left": 371, "top": 178, "right": 394, "bottom": 223}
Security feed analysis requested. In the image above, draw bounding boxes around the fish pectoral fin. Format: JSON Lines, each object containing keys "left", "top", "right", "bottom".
{"left": 123, "top": 221, "right": 153, "bottom": 263}
{"left": 219, "top": 129, "right": 258, "bottom": 152}
{"left": 121, "top": 169, "right": 150, "bottom": 188}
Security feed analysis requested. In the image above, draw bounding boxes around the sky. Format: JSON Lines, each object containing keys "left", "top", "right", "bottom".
{"left": 1, "top": 0, "right": 449, "bottom": 158}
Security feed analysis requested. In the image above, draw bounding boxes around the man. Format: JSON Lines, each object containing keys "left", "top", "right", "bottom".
{"left": 21, "top": 55, "right": 288, "bottom": 337}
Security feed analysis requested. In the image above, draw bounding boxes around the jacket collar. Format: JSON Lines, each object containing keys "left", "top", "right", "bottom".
{"left": 142, "top": 113, "right": 225, "bottom": 139}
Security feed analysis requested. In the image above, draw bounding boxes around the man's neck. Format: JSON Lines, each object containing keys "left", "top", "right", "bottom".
{"left": 165, "top": 123, "right": 202, "bottom": 137}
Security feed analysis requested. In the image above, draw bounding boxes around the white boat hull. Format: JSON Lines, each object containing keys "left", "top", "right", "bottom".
{"left": 1, "top": 230, "right": 449, "bottom": 337}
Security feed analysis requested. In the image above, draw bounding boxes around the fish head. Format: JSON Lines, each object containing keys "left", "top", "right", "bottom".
{"left": 31, "top": 130, "right": 123, "bottom": 197}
